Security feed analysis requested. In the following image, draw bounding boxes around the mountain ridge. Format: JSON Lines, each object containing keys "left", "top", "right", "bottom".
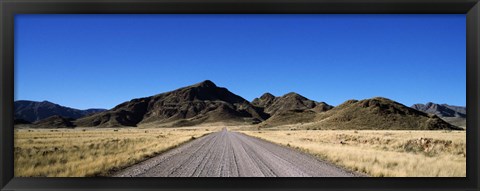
{"left": 14, "top": 100, "right": 106, "bottom": 123}
{"left": 252, "top": 92, "right": 333, "bottom": 127}
{"left": 303, "top": 97, "right": 461, "bottom": 130}
{"left": 411, "top": 102, "right": 466, "bottom": 118}
{"left": 74, "top": 80, "right": 268, "bottom": 127}
{"left": 411, "top": 102, "right": 466, "bottom": 128}
{"left": 16, "top": 80, "right": 463, "bottom": 130}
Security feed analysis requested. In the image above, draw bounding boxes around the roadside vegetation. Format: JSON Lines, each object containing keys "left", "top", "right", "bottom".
{"left": 240, "top": 130, "right": 466, "bottom": 177}
{"left": 14, "top": 126, "right": 220, "bottom": 177}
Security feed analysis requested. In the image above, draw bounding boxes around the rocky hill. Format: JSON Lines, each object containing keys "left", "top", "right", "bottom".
{"left": 305, "top": 97, "right": 462, "bottom": 130}
{"left": 252, "top": 92, "right": 333, "bottom": 127}
{"left": 75, "top": 80, "right": 268, "bottom": 127}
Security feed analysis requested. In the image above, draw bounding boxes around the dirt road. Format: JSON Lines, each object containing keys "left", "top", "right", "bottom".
{"left": 112, "top": 128, "right": 360, "bottom": 177}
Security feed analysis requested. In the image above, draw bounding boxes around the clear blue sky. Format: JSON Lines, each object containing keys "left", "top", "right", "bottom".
{"left": 15, "top": 14, "right": 466, "bottom": 110}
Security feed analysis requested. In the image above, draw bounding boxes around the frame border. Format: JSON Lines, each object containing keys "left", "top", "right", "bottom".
{"left": 1, "top": 0, "right": 479, "bottom": 191}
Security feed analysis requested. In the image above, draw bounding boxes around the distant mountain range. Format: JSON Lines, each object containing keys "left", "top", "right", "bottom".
{"left": 411, "top": 102, "right": 466, "bottom": 128}
{"left": 14, "top": 80, "right": 462, "bottom": 130}
{"left": 14, "top": 100, "right": 106, "bottom": 123}
{"left": 411, "top": 102, "right": 466, "bottom": 118}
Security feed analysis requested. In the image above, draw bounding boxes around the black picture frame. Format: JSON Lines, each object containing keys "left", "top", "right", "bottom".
{"left": 1, "top": 0, "right": 479, "bottom": 191}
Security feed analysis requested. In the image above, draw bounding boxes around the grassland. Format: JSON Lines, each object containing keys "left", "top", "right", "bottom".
{"left": 14, "top": 123, "right": 466, "bottom": 177}
{"left": 240, "top": 129, "right": 466, "bottom": 177}
{"left": 14, "top": 125, "right": 222, "bottom": 177}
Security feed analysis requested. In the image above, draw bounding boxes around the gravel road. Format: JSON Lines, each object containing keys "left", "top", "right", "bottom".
{"left": 112, "top": 128, "right": 361, "bottom": 177}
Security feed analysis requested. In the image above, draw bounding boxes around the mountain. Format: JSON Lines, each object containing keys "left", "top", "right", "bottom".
{"left": 253, "top": 92, "right": 321, "bottom": 115}
{"left": 251, "top": 93, "right": 276, "bottom": 109}
{"left": 304, "top": 97, "right": 462, "bottom": 130}
{"left": 75, "top": 80, "right": 268, "bottom": 127}
{"left": 14, "top": 100, "right": 106, "bottom": 123}
{"left": 83, "top": 109, "right": 108, "bottom": 116}
{"left": 17, "top": 81, "right": 463, "bottom": 131}
{"left": 411, "top": 102, "right": 466, "bottom": 118}
{"left": 252, "top": 92, "right": 333, "bottom": 127}
{"left": 411, "top": 102, "right": 466, "bottom": 128}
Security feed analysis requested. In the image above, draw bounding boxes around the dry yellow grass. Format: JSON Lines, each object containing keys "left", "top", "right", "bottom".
{"left": 239, "top": 130, "right": 466, "bottom": 177}
{"left": 14, "top": 125, "right": 222, "bottom": 177}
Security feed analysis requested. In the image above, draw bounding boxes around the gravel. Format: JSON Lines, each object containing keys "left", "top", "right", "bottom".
{"left": 112, "top": 128, "right": 361, "bottom": 177}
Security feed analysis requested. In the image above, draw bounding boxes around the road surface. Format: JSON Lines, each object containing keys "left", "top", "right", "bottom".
{"left": 112, "top": 128, "right": 361, "bottom": 177}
